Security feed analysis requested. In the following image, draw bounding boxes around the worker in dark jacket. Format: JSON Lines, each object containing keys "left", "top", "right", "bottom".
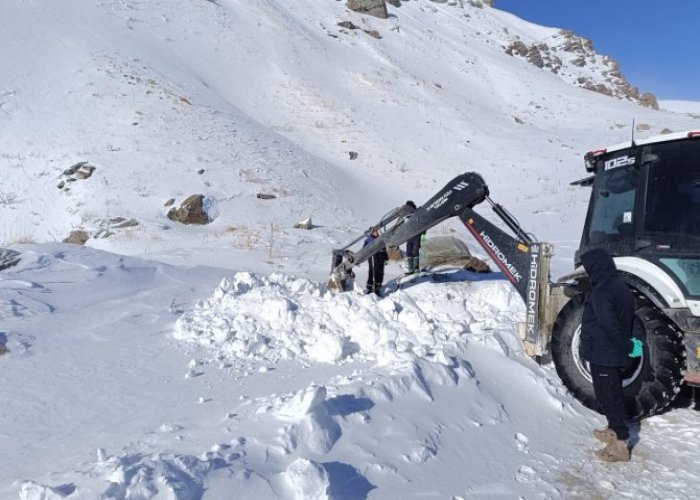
{"left": 403, "top": 200, "right": 423, "bottom": 274}
{"left": 580, "top": 248, "right": 643, "bottom": 462}
{"left": 364, "top": 228, "right": 389, "bottom": 295}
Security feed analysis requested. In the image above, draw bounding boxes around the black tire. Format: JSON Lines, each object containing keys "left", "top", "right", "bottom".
{"left": 551, "top": 293, "right": 686, "bottom": 418}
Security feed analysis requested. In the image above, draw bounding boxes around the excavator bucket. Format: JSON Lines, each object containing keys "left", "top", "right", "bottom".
{"left": 327, "top": 273, "right": 347, "bottom": 292}
{"left": 327, "top": 249, "right": 353, "bottom": 292}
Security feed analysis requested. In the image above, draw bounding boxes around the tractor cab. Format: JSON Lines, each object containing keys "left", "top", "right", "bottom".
{"left": 576, "top": 131, "right": 700, "bottom": 304}
{"left": 551, "top": 131, "right": 700, "bottom": 417}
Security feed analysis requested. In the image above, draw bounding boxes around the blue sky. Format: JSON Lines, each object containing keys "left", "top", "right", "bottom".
{"left": 496, "top": 1, "right": 699, "bottom": 102}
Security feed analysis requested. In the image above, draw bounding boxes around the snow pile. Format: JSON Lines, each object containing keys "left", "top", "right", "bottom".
{"left": 5, "top": 246, "right": 700, "bottom": 499}
{"left": 18, "top": 445, "right": 245, "bottom": 500}
{"left": 174, "top": 271, "right": 523, "bottom": 366}
{"left": 284, "top": 458, "right": 331, "bottom": 500}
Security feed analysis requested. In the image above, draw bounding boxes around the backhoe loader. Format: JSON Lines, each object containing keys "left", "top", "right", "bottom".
{"left": 329, "top": 130, "right": 700, "bottom": 417}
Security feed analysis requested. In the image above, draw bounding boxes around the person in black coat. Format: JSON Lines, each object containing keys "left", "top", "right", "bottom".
{"left": 364, "top": 228, "right": 389, "bottom": 295}
{"left": 403, "top": 200, "right": 423, "bottom": 274}
{"left": 579, "top": 247, "right": 642, "bottom": 462}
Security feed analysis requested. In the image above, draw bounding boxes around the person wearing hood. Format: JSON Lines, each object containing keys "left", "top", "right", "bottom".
{"left": 580, "top": 248, "right": 643, "bottom": 462}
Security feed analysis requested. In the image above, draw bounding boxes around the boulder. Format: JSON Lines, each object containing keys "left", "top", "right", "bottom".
{"left": 0, "top": 248, "right": 21, "bottom": 270}
{"left": 74, "top": 164, "right": 96, "bottom": 179}
{"left": 167, "top": 194, "right": 210, "bottom": 225}
{"left": 347, "top": 0, "right": 388, "bottom": 19}
{"left": 63, "top": 230, "right": 90, "bottom": 245}
{"left": 294, "top": 217, "right": 313, "bottom": 230}
{"left": 63, "top": 161, "right": 96, "bottom": 180}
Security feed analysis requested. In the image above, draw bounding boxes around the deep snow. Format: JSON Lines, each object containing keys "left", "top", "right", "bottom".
{"left": 2, "top": 0, "right": 700, "bottom": 499}
{"left": 3, "top": 246, "right": 700, "bottom": 499}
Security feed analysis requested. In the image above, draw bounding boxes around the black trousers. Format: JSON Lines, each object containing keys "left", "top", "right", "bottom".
{"left": 366, "top": 259, "right": 385, "bottom": 293}
{"left": 590, "top": 364, "right": 629, "bottom": 440}
{"left": 406, "top": 237, "right": 421, "bottom": 258}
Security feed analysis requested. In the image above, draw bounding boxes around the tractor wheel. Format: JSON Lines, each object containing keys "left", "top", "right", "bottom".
{"left": 551, "top": 294, "right": 686, "bottom": 418}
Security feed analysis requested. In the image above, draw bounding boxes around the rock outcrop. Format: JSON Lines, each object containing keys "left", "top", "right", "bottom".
{"left": 167, "top": 195, "right": 211, "bottom": 225}
{"left": 505, "top": 30, "right": 658, "bottom": 109}
{"left": 347, "top": 0, "right": 388, "bottom": 19}
{"left": 57, "top": 161, "right": 97, "bottom": 190}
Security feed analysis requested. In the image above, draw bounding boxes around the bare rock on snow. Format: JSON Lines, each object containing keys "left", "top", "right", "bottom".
{"left": 338, "top": 20, "right": 358, "bottom": 30}
{"left": 167, "top": 194, "right": 211, "bottom": 225}
{"left": 294, "top": 217, "right": 313, "bottom": 230}
{"left": 638, "top": 92, "right": 659, "bottom": 109}
{"left": 504, "top": 30, "right": 658, "bottom": 109}
{"left": 347, "top": 0, "right": 388, "bottom": 19}
{"left": 62, "top": 161, "right": 96, "bottom": 180}
{"left": 256, "top": 193, "right": 277, "bottom": 200}
{"left": 63, "top": 230, "right": 90, "bottom": 245}
{"left": 0, "top": 248, "right": 21, "bottom": 270}
{"left": 106, "top": 217, "right": 139, "bottom": 229}
{"left": 337, "top": 20, "right": 380, "bottom": 38}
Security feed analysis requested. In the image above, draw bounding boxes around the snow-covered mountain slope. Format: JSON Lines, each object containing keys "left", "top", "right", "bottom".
{"left": 2, "top": 0, "right": 698, "bottom": 278}
{"left": 660, "top": 100, "right": 700, "bottom": 114}
{"left": 2, "top": 1, "right": 700, "bottom": 499}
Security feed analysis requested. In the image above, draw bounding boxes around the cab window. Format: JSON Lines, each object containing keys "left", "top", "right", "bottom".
{"left": 584, "top": 165, "right": 638, "bottom": 245}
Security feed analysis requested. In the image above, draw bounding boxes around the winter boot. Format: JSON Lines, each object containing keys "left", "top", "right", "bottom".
{"left": 595, "top": 439, "right": 630, "bottom": 462}
{"left": 406, "top": 257, "right": 417, "bottom": 275}
{"left": 593, "top": 427, "right": 616, "bottom": 444}
{"left": 414, "top": 257, "right": 422, "bottom": 273}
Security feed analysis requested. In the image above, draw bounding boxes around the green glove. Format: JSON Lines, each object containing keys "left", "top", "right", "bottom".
{"left": 629, "top": 338, "right": 643, "bottom": 358}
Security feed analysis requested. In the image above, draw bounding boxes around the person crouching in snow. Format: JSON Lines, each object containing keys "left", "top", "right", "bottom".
{"left": 363, "top": 228, "right": 388, "bottom": 296}
{"left": 580, "top": 248, "right": 643, "bottom": 462}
